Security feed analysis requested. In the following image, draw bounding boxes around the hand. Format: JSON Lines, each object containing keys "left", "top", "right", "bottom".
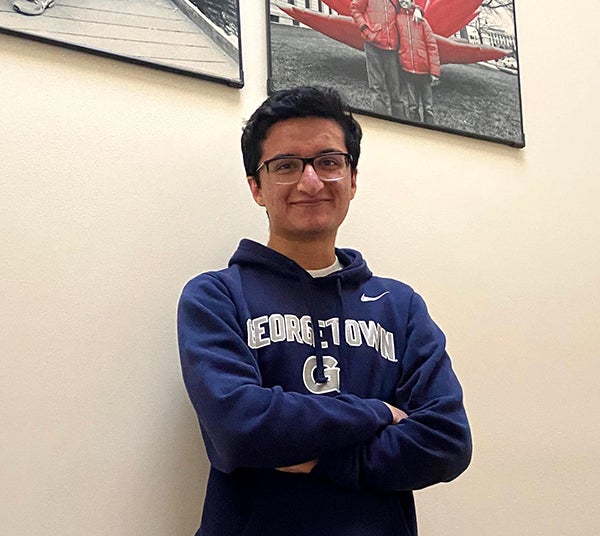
{"left": 431, "top": 75, "right": 440, "bottom": 87}
{"left": 383, "top": 402, "right": 408, "bottom": 424}
{"left": 366, "top": 30, "right": 377, "bottom": 41}
{"left": 362, "top": 28, "right": 378, "bottom": 42}
{"left": 361, "top": 23, "right": 381, "bottom": 42}
{"left": 413, "top": 7, "right": 424, "bottom": 23}
{"left": 276, "top": 459, "right": 318, "bottom": 474}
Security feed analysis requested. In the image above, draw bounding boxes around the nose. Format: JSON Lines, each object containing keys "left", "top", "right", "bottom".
{"left": 296, "top": 163, "right": 324, "bottom": 195}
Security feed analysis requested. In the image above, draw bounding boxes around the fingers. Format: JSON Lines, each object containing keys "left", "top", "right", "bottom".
{"left": 276, "top": 459, "right": 318, "bottom": 473}
{"left": 383, "top": 402, "right": 408, "bottom": 424}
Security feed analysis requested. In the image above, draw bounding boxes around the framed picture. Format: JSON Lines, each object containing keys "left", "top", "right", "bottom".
{"left": 0, "top": 0, "right": 244, "bottom": 87}
{"left": 267, "top": 0, "right": 524, "bottom": 147}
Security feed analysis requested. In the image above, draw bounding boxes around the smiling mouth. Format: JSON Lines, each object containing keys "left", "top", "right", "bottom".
{"left": 291, "top": 198, "right": 331, "bottom": 206}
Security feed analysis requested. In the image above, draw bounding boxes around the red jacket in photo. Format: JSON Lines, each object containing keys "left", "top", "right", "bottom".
{"left": 350, "top": 0, "right": 400, "bottom": 51}
{"left": 396, "top": 8, "right": 440, "bottom": 77}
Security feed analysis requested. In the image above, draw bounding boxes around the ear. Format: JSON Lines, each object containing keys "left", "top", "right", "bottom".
{"left": 350, "top": 169, "right": 358, "bottom": 199}
{"left": 248, "top": 177, "right": 265, "bottom": 206}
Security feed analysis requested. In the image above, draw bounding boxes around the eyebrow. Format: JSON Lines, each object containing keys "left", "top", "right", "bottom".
{"left": 266, "top": 148, "right": 346, "bottom": 159}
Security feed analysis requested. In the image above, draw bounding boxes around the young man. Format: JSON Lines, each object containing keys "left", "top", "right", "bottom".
{"left": 396, "top": 0, "right": 440, "bottom": 124}
{"left": 178, "top": 86, "right": 471, "bottom": 536}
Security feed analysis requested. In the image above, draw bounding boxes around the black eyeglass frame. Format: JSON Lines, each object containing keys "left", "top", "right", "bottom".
{"left": 254, "top": 152, "right": 353, "bottom": 175}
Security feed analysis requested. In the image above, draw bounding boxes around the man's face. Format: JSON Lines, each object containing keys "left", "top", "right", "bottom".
{"left": 400, "top": 0, "right": 413, "bottom": 8}
{"left": 248, "top": 117, "right": 357, "bottom": 245}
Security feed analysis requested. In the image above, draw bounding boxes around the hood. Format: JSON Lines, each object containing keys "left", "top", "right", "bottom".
{"left": 229, "top": 239, "right": 372, "bottom": 284}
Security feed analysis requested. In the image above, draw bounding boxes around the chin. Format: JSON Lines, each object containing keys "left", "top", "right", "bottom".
{"left": 295, "top": 223, "right": 337, "bottom": 239}
{"left": 274, "top": 216, "right": 343, "bottom": 240}
{"left": 299, "top": 217, "right": 334, "bottom": 231}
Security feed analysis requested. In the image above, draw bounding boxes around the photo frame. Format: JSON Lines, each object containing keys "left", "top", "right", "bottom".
{"left": 0, "top": 0, "right": 244, "bottom": 87}
{"left": 267, "top": 0, "right": 524, "bottom": 147}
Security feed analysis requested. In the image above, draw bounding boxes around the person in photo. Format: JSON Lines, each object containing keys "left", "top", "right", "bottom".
{"left": 396, "top": 0, "right": 440, "bottom": 124}
{"left": 349, "top": 0, "right": 406, "bottom": 117}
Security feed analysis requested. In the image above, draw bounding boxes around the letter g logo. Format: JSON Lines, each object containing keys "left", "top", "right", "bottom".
{"left": 302, "top": 355, "right": 341, "bottom": 394}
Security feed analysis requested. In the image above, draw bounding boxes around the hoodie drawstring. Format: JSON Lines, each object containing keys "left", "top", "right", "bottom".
{"left": 304, "top": 280, "right": 328, "bottom": 384}
{"left": 308, "top": 276, "right": 346, "bottom": 385}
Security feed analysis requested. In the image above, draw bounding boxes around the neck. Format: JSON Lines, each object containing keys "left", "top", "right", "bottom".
{"left": 267, "top": 234, "right": 337, "bottom": 270}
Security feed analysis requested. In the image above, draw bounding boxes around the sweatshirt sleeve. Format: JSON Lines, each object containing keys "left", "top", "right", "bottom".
{"left": 177, "top": 273, "right": 392, "bottom": 474}
{"left": 312, "top": 292, "right": 472, "bottom": 491}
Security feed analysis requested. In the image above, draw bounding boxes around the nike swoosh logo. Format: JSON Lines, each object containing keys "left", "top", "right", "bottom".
{"left": 360, "top": 291, "right": 390, "bottom": 302}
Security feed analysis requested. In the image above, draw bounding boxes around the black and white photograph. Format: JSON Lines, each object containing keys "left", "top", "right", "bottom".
{"left": 268, "top": 0, "right": 524, "bottom": 147}
{"left": 0, "top": 0, "right": 243, "bottom": 86}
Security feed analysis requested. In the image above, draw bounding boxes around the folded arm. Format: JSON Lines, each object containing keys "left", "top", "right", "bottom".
{"left": 311, "top": 293, "right": 472, "bottom": 491}
{"left": 178, "top": 273, "right": 394, "bottom": 474}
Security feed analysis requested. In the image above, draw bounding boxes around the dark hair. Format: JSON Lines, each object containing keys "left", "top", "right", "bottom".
{"left": 241, "top": 86, "right": 362, "bottom": 184}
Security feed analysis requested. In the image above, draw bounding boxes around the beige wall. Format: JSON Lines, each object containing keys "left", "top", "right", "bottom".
{"left": 2, "top": 1, "right": 599, "bottom": 534}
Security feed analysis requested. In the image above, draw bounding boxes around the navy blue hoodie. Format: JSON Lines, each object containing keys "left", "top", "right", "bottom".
{"left": 178, "top": 239, "right": 471, "bottom": 536}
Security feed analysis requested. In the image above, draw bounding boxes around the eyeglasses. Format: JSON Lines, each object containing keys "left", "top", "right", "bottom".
{"left": 255, "top": 152, "right": 352, "bottom": 185}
